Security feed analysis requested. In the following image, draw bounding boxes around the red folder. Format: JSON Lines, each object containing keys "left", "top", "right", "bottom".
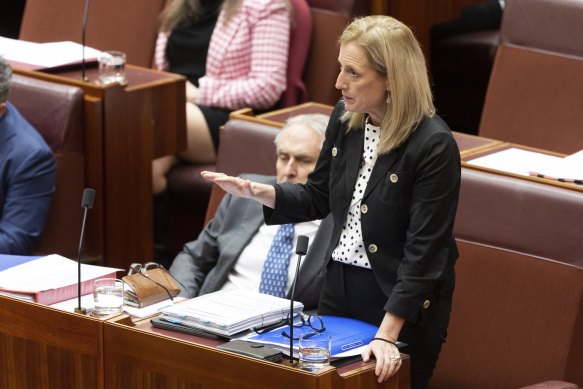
{"left": 0, "top": 272, "right": 117, "bottom": 305}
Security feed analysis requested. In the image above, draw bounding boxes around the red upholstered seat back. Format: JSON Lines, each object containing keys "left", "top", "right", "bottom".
{"left": 10, "top": 75, "right": 86, "bottom": 258}
{"left": 280, "top": 0, "right": 312, "bottom": 107}
{"left": 10, "top": 75, "right": 84, "bottom": 154}
{"left": 19, "top": 0, "right": 167, "bottom": 67}
{"left": 478, "top": 0, "right": 583, "bottom": 153}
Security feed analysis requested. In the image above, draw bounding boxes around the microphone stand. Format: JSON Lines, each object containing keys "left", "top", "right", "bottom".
{"left": 74, "top": 188, "right": 95, "bottom": 314}
{"left": 81, "top": 0, "right": 91, "bottom": 82}
{"left": 288, "top": 235, "right": 309, "bottom": 365}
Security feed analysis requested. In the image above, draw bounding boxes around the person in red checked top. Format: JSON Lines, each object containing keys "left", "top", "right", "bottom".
{"left": 152, "top": 0, "right": 291, "bottom": 194}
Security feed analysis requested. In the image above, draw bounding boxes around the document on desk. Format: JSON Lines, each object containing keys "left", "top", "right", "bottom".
{"left": 0, "top": 37, "right": 102, "bottom": 70}
{"left": 467, "top": 147, "right": 562, "bottom": 177}
{"left": 241, "top": 315, "right": 393, "bottom": 358}
{"left": 527, "top": 149, "right": 583, "bottom": 184}
{"left": 0, "top": 254, "right": 120, "bottom": 305}
{"left": 159, "top": 289, "right": 303, "bottom": 337}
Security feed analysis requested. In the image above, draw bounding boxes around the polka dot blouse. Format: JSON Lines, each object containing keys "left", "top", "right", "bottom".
{"left": 331, "top": 119, "right": 380, "bottom": 268}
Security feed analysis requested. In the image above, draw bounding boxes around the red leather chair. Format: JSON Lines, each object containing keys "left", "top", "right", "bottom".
{"left": 478, "top": 0, "right": 583, "bottom": 154}
{"left": 10, "top": 75, "right": 86, "bottom": 258}
{"left": 19, "top": 0, "right": 167, "bottom": 67}
{"left": 428, "top": 166, "right": 583, "bottom": 388}
{"left": 279, "top": 0, "right": 312, "bottom": 107}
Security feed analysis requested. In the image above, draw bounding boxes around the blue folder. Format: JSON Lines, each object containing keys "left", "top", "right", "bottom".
{"left": 0, "top": 255, "right": 41, "bottom": 272}
{"left": 244, "top": 315, "right": 379, "bottom": 357}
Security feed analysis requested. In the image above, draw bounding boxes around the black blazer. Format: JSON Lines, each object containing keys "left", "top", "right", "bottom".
{"left": 265, "top": 100, "right": 461, "bottom": 324}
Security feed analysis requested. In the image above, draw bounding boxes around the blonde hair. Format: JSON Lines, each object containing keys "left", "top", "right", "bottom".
{"left": 159, "top": 0, "right": 243, "bottom": 32}
{"left": 339, "top": 16, "right": 435, "bottom": 154}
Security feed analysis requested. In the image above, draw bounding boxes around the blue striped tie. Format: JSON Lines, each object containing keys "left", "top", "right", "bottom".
{"left": 259, "top": 224, "right": 295, "bottom": 297}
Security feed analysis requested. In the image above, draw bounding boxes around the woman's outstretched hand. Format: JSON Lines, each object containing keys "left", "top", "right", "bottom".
{"left": 201, "top": 171, "right": 277, "bottom": 208}
{"left": 201, "top": 171, "right": 254, "bottom": 198}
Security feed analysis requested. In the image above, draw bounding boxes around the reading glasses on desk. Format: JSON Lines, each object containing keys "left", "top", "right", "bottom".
{"left": 126, "top": 262, "right": 175, "bottom": 300}
{"left": 253, "top": 314, "right": 326, "bottom": 341}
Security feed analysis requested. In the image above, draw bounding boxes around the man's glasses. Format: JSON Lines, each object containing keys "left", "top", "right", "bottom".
{"left": 253, "top": 314, "right": 325, "bottom": 340}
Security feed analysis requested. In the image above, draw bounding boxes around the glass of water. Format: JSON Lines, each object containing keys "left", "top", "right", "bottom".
{"left": 298, "top": 332, "right": 331, "bottom": 371}
{"left": 93, "top": 278, "right": 124, "bottom": 317}
{"left": 98, "top": 50, "right": 126, "bottom": 85}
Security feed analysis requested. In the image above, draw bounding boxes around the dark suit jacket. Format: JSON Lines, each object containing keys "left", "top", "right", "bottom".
{"left": 0, "top": 103, "right": 55, "bottom": 254}
{"left": 170, "top": 174, "right": 332, "bottom": 310}
{"left": 265, "top": 100, "right": 461, "bottom": 324}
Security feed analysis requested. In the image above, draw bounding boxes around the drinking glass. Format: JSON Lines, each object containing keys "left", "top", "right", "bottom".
{"left": 98, "top": 50, "right": 126, "bottom": 85}
{"left": 298, "top": 332, "right": 331, "bottom": 371}
{"left": 93, "top": 278, "right": 124, "bottom": 317}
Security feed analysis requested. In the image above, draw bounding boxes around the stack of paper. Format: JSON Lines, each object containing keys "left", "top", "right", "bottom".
{"left": 159, "top": 289, "right": 303, "bottom": 337}
{"left": 0, "top": 254, "right": 120, "bottom": 305}
{"left": 0, "top": 37, "right": 102, "bottom": 70}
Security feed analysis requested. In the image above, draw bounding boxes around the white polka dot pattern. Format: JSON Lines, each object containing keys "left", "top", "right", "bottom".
{"left": 332, "top": 120, "right": 380, "bottom": 268}
{"left": 259, "top": 223, "right": 295, "bottom": 297}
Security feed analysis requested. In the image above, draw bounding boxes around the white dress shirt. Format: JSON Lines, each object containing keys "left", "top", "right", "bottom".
{"left": 221, "top": 220, "right": 321, "bottom": 294}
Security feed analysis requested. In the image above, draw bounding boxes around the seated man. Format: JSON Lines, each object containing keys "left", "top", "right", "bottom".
{"left": 170, "top": 114, "right": 329, "bottom": 309}
{"left": 0, "top": 57, "right": 56, "bottom": 254}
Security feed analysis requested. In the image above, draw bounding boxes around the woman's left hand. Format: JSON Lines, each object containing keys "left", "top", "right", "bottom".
{"left": 362, "top": 312, "right": 405, "bottom": 383}
{"left": 362, "top": 338, "right": 402, "bottom": 383}
{"left": 186, "top": 81, "right": 200, "bottom": 104}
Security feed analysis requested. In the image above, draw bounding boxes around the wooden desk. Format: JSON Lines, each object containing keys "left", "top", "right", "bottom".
{"left": 0, "top": 295, "right": 103, "bottom": 389}
{"left": 104, "top": 316, "right": 410, "bottom": 389}
{"left": 0, "top": 294, "right": 409, "bottom": 388}
{"left": 13, "top": 65, "right": 186, "bottom": 268}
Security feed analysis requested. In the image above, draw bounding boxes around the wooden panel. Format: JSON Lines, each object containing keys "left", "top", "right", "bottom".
{"left": 104, "top": 319, "right": 410, "bottom": 389}
{"left": 12, "top": 65, "right": 186, "bottom": 269}
{"left": 0, "top": 296, "right": 103, "bottom": 389}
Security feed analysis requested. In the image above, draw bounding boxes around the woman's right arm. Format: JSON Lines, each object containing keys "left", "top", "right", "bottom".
{"left": 200, "top": 171, "right": 276, "bottom": 208}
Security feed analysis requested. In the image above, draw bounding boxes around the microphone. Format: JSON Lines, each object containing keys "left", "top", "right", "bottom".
{"left": 81, "top": 0, "right": 91, "bottom": 82}
{"left": 288, "top": 235, "right": 309, "bottom": 364}
{"left": 74, "top": 188, "right": 95, "bottom": 314}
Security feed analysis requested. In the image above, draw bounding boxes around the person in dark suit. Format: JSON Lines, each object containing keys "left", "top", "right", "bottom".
{"left": 0, "top": 57, "right": 56, "bottom": 255}
{"left": 202, "top": 15, "right": 461, "bottom": 389}
{"left": 169, "top": 114, "right": 330, "bottom": 309}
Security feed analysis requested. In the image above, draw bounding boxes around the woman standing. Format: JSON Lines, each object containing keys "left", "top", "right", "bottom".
{"left": 203, "top": 16, "right": 461, "bottom": 389}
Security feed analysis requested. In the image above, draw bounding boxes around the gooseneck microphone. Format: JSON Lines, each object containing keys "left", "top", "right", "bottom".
{"left": 289, "top": 235, "right": 309, "bottom": 363}
{"left": 81, "top": 0, "right": 91, "bottom": 82}
{"left": 74, "top": 188, "right": 95, "bottom": 314}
